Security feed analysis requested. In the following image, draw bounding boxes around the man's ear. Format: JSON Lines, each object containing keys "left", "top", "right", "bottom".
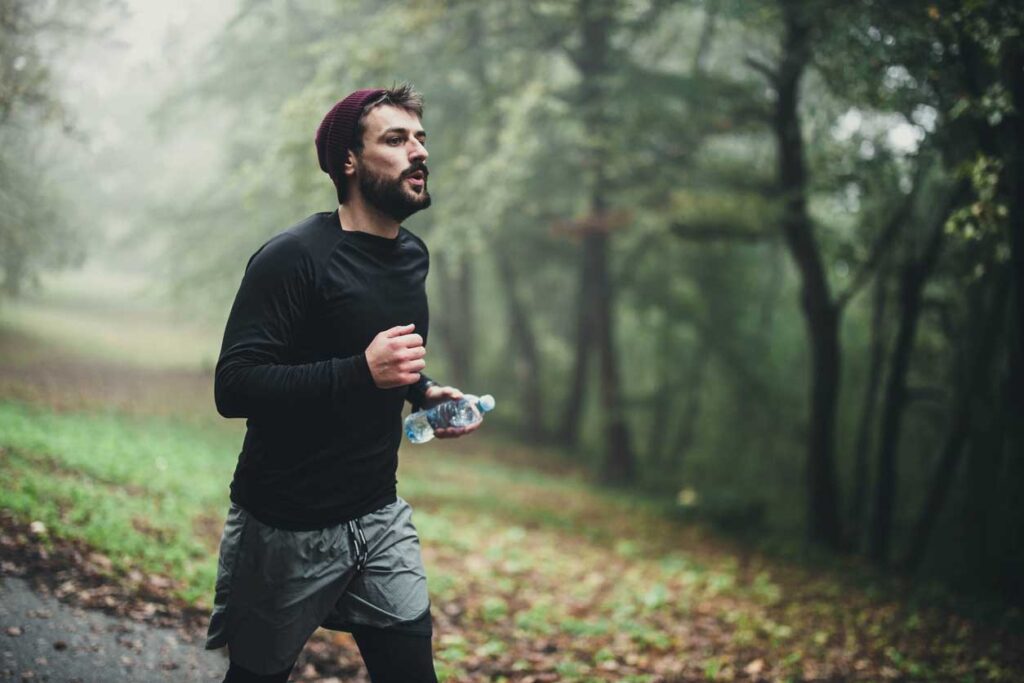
{"left": 343, "top": 150, "right": 357, "bottom": 181}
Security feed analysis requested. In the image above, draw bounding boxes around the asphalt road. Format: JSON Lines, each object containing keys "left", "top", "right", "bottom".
{"left": 1, "top": 577, "right": 226, "bottom": 682}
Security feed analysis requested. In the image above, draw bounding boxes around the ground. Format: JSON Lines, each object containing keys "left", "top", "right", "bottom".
{"left": 1, "top": 271, "right": 1022, "bottom": 682}
{"left": 1, "top": 575, "right": 224, "bottom": 682}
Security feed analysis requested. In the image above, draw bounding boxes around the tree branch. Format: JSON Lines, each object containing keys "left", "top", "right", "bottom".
{"left": 692, "top": 0, "right": 720, "bottom": 75}
{"left": 835, "top": 195, "right": 913, "bottom": 311}
{"left": 836, "top": 156, "right": 940, "bottom": 311}
{"left": 622, "top": 0, "right": 678, "bottom": 39}
{"left": 744, "top": 55, "right": 779, "bottom": 85}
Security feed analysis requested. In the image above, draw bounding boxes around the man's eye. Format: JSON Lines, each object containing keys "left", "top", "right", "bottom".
{"left": 387, "top": 137, "right": 402, "bottom": 145}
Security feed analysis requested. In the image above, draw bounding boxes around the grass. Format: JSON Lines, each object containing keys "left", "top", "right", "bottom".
{"left": 0, "top": 401, "right": 238, "bottom": 603}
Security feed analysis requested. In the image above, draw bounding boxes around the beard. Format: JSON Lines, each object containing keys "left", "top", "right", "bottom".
{"left": 358, "top": 161, "right": 432, "bottom": 222}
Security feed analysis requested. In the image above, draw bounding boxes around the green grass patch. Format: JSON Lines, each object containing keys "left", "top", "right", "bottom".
{"left": 0, "top": 401, "right": 237, "bottom": 499}
{"left": 0, "top": 400, "right": 239, "bottom": 604}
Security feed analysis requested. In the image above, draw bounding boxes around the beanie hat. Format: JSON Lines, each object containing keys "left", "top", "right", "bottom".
{"left": 315, "top": 88, "right": 386, "bottom": 185}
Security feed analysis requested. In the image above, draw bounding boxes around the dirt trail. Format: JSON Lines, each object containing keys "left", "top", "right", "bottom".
{"left": 0, "top": 327, "right": 215, "bottom": 419}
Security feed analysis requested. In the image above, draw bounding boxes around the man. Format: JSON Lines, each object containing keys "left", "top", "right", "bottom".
{"left": 205, "top": 84, "right": 476, "bottom": 683}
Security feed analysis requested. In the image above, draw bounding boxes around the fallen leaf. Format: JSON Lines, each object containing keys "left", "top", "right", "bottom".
{"left": 87, "top": 553, "right": 113, "bottom": 571}
{"left": 147, "top": 575, "right": 171, "bottom": 589}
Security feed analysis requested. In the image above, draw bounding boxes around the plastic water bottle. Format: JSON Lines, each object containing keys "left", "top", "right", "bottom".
{"left": 404, "top": 394, "right": 496, "bottom": 444}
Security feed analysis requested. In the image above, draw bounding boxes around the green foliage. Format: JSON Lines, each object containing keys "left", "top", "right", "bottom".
{"left": 0, "top": 126, "right": 82, "bottom": 297}
{"left": 944, "top": 154, "right": 1011, "bottom": 280}
{"left": 0, "top": 0, "right": 113, "bottom": 297}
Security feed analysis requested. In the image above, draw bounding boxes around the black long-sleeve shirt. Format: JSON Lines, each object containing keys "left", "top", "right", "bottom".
{"left": 215, "top": 209, "right": 431, "bottom": 530}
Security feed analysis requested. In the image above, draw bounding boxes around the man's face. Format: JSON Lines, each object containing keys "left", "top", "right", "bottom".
{"left": 349, "top": 104, "right": 430, "bottom": 222}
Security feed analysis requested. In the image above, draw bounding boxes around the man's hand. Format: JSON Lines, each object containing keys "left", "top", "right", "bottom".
{"left": 422, "top": 385, "right": 482, "bottom": 439}
{"left": 366, "top": 324, "right": 425, "bottom": 389}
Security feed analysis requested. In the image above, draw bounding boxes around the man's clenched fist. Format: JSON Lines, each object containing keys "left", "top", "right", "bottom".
{"left": 366, "top": 323, "right": 425, "bottom": 389}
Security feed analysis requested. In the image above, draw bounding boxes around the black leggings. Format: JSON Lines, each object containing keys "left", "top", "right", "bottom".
{"left": 351, "top": 624, "right": 438, "bottom": 683}
{"left": 223, "top": 624, "right": 437, "bottom": 683}
{"left": 222, "top": 661, "right": 294, "bottom": 683}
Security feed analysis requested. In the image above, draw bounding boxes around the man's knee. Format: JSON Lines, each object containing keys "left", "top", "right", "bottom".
{"left": 351, "top": 611, "right": 437, "bottom": 683}
{"left": 385, "top": 606, "right": 433, "bottom": 638}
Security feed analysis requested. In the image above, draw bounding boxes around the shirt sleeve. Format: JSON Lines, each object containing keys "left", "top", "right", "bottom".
{"left": 214, "top": 233, "right": 374, "bottom": 418}
{"left": 406, "top": 374, "right": 438, "bottom": 411}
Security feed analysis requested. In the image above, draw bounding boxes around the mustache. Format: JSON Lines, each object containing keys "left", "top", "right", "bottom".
{"left": 402, "top": 162, "right": 429, "bottom": 178}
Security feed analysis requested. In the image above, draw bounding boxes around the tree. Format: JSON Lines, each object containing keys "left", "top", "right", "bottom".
{"left": 825, "top": 0, "right": 1021, "bottom": 572}
{"left": 868, "top": 172, "right": 967, "bottom": 564}
{"left": 0, "top": 0, "right": 106, "bottom": 296}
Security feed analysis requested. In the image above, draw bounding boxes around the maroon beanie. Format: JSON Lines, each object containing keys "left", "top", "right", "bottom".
{"left": 315, "top": 88, "right": 386, "bottom": 184}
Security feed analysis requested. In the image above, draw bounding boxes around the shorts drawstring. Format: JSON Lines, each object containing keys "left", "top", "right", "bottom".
{"left": 348, "top": 518, "right": 368, "bottom": 573}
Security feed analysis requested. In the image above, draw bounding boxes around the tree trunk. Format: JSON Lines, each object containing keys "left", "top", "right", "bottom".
{"left": 668, "top": 344, "right": 709, "bottom": 466}
{"left": 493, "top": 245, "right": 545, "bottom": 442}
{"left": 648, "top": 328, "right": 708, "bottom": 471}
{"left": 592, "top": 227, "right": 635, "bottom": 482}
{"left": 1005, "top": 51, "right": 1024, "bottom": 599}
{"left": 848, "top": 263, "right": 889, "bottom": 550}
{"left": 649, "top": 0, "right": 721, "bottom": 467}
{"left": 963, "top": 396, "right": 1007, "bottom": 584}
{"left": 560, "top": 0, "right": 637, "bottom": 483}
{"left": 646, "top": 315, "right": 675, "bottom": 465}
{"left": 773, "top": 0, "right": 843, "bottom": 549}
{"left": 457, "top": 255, "right": 475, "bottom": 387}
{"left": 1002, "top": 44, "right": 1024, "bottom": 446}
{"left": 903, "top": 268, "right": 1008, "bottom": 570}
{"left": 868, "top": 187, "right": 956, "bottom": 565}
{"left": 560, "top": 244, "right": 596, "bottom": 447}
{"left": 433, "top": 251, "right": 473, "bottom": 389}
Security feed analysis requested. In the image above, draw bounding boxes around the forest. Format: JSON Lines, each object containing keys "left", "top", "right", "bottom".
{"left": 1, "top": 0, "right": 1022, "bottom": 681}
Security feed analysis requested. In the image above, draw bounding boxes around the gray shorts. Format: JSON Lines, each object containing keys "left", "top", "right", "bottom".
{"left": 204, "top": 496, "right": 431, "bottom": 675}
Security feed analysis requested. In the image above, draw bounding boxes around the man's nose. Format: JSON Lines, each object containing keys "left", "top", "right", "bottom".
{"left": 409, "top": 139, "right": 428, "bottom": 162}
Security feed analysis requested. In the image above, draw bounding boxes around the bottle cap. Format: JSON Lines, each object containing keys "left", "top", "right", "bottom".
{"left": 478, "top": 394, "right": 496, "bottom": 412}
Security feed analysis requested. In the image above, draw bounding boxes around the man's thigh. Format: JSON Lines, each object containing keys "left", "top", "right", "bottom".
{"left": 205, "top": 504, "right": 358, "bottom": 675}
{"left": 324, "top": 496, "right": 432, "bottom": 634}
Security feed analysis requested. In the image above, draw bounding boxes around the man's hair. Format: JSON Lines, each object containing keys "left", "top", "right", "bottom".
{"left": 337, "top": 83, "right": 424, "bottom": 203}
{"left": 350, "top": 83, "right": 424, "bottom": 155}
